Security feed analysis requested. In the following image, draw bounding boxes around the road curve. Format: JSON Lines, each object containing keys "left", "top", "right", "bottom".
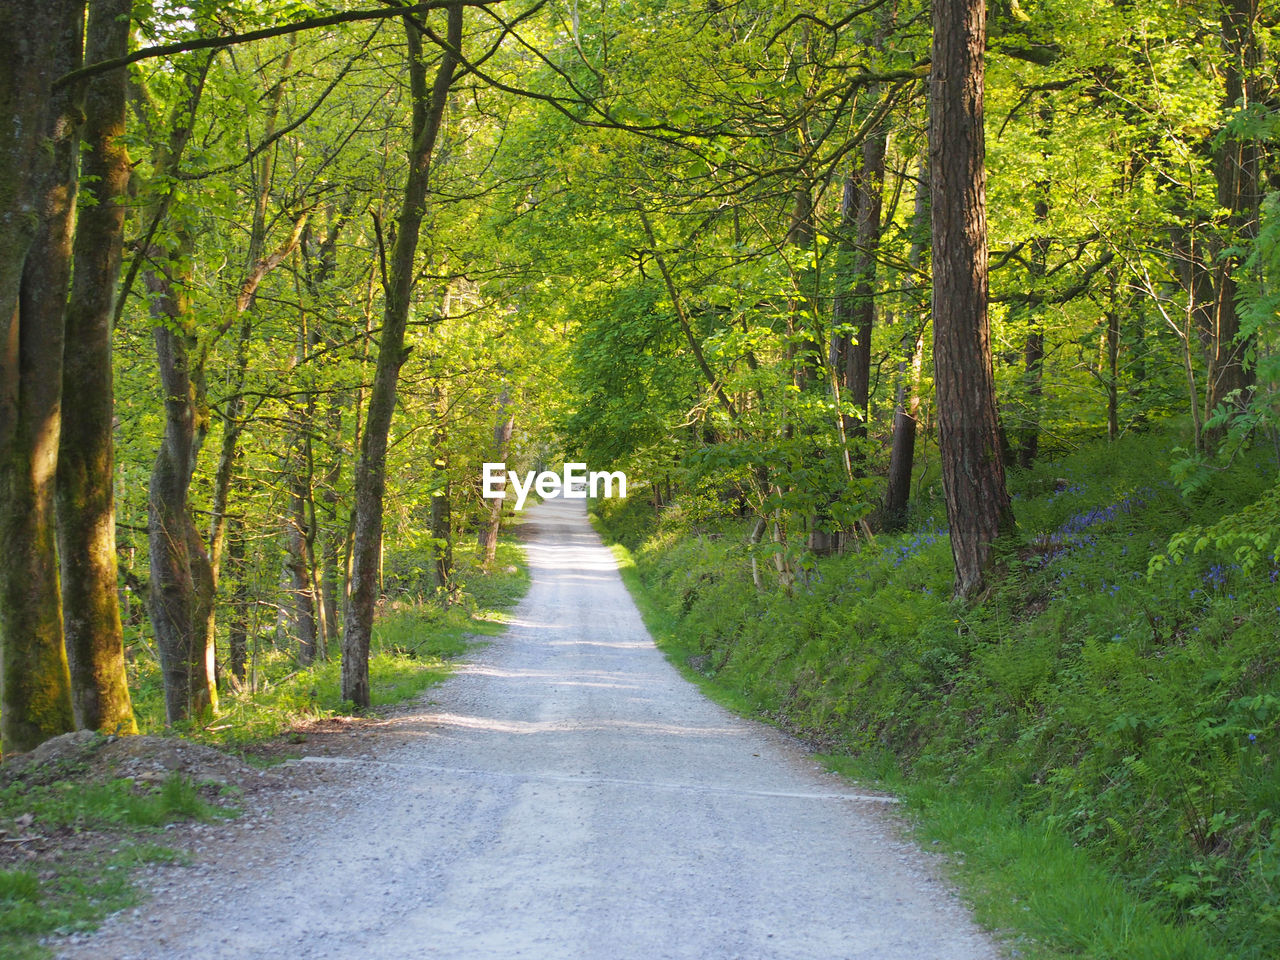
{"left": 60, "top": 496, "right": 1003, "bottom": 960}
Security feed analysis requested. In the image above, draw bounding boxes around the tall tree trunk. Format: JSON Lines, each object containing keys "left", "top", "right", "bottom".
{"left": 205, "top": 55, "right": 296, "bottom": 668}
{"left": 298, "top": 203, "right": 351, "bottom": 653}
{"left": 783, "top": 180, "right": 834, "bottom": 558}
{"left": 0, "top": 0, "right": 83, "bottom": 753}
{"left": 844, "top": 111, "right": 889, "bottom": 441}
{"left": 226, "top": 517, "right": 248, "bottom": 684}
{"left": 57, "top": 0, "right": 137, "bottom": 735}
{"left": 884, "top": 168, "right": 931, "bottom": 532}
{"left": 884, "top": 322, "right": 927, "bottom": 531}
{"left": 478, "top": 385, "right": 513, "bottom": 567}
{"left": 430, "top": 386, "right": 453, "bottom": 593}
{"left": 1017, "top": 100, "right": 1053, "bottom": 469}
{"left": 286, "top": 437, "right": 319, "bottom": 666}
{"left": 929, "top": 0, "right": 1014, "bottom": 598}
{"left": 137, "top": 58, "right": 215, "bottom": 724}
{"left": 146, "top": 227, "right": 219, "bottom": 723}
{"left": 831, "top": 172, "right": 859, "bottom": 437}
{"left": 1105, "top": 303, "right": 1121, "bottom": 441}
{"left": 1019, "top": 326, "right": 1045, "bottom": 466}
{"left": 1205, "top": 0, "right": 1262, "bottom": 431}
{"left": 319, "top": 401, "right": 344, "bottom": 644}
{"left": 143, "top": 53, "right": 303, "bottom": 719}
{"left": 343, "top": 6, "right": 463, "bottom": 710}
{"left": 286, "top": 510, "right": 319, "bottom": 665}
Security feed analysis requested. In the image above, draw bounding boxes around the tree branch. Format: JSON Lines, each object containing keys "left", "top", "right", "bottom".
{"left": 54, "top": 0, "right": 514, "bottom": 89}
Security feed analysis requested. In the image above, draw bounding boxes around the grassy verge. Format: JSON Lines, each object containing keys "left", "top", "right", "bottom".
{"left": 605, "top": 531, "right": 1199, "bottom": 958}
{"left": 0, "top": 772, "right": 226, "bottom": 959}
{"left": 129, "top": 536, "right": 530, "bottom": 749}
{"left": 1, "top": 533, "right": 530, "bottom": 958}
{"left": 595, "top": 428, "right": 1277, "bottom": 959}
{"left": 0, "top": 847, "right": 186, "bottom": 960}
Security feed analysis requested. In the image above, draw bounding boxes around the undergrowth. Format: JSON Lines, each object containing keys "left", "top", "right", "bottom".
{"left": 598, "top": 428, "right": 1280, "bottom": 960}
{"left": 128, "top": 537, "right": 529, "bottom": 748}
{"left": 0, "top": 771, "right": 215, "bottom": 959}
{"left": 0, "top": 534, "right": 529, "bottom": 959}
{"left": 0, "top": 771, "right": 230, "bottom": 831}
{"left": 0, "top": 846, "right": 183, "bottom": 960}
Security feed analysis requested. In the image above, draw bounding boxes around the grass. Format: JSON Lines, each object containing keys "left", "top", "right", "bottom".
{"left": 0, "top": 772, "right": 232, "bottom": 832}
{"left": 595, "top": 427, "right": 1280, "bottom": 960}
{"left": 605, "top": 526, "right": 1201, "bottom": 959}
{"left": 0, "top": 772, "right": 215, "bottom": 959}
{"left": 0, "top": 845, "right": 188, "bottom": 960}
{"left": 825, "top": 756, "right": 1218, "bottom": 960}
{"left": 129, "top": 536, "right": 530, "bottom": 749}
{"left": 0, "top": 532, "right": 531, "bottom": 959}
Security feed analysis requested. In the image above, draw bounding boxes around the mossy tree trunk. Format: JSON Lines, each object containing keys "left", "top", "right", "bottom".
{"left": 57, "top": 0, "right": 137, "bottom": 736}
{"left": 226, "top": 518, "right": 249, "bottom": 684}
{"left": 146, "top": 225, "right": 219, "bottom": 724}
{"left": 1204, "top": 0, "right": 1263, "bottom": 432}
{"left": 843, "top": 110, "right": 888, "bottom": 445}
{"left": 137, "top": 57, "right": 216, "bottom": 725}
{"left": 1016, "top": 99, "right": 1052, "bottom": 469}
{"left": 0, "top": 1, "right": 84, "bottom": 753}
{"left": 286, "top": 441, "right": 320, "bottom": 666}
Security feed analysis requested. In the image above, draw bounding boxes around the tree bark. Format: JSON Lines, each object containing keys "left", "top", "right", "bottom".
{"left": 929, "top": 0, "right": 1014, "bottom": 598}
{"left": 430, "top": 386, "right": 453, "bottom": 592}
{"left": 226, "top": 517, "right": 248, "bottom": 683}
{"left": 0, "top": 0, "right": 84, "bottom": 753}
{"left": 207, "top": 50, "right": 295, "bottom": 599}
{"left": 1105, "top": 304, "right": 1120, "bottom": 441}
{"left": 138, "top": 58, "right": 217, "bottom": 724}
{"left": 844, "top": 113, "right": 888, "bottom": 440}
{"left": 1205, "top": 0, "right": 1262, "bottom": 430}
{"left": 57, "top": 0, "right": 137, "bottom": 735}
{"left": 146, "top": 227, "right": 219, "bottom": 723}
{"left": 884, "top": 168, "right": 930, "bottom": 532}
{"left": 478, "top": 385, "right": 513, "bottom": 566}
{"left": 143, "top": 50, "right": 304, "bottom": 718}
{"left": 830, "top": 173, "right": 859, "bottom": 430}
{"left": 286, "top": 436, "right": 319, "bottom": 666}
{"left": 1016, "top": 100, "right": 1053, "bottom": 469}
{"left": 319, "top": 398, "right": 345, "bottom": 643}
{"left": 342, "top": 6, "right": 463, "bottom": 710}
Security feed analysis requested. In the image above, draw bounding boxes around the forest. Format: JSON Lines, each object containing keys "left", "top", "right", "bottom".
{"left": 1, "top": 0, "right": 1278, "bottom": 956}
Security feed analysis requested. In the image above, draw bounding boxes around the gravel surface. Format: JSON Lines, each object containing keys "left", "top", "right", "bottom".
{"left": 56, "top": 497, "right": 1005, "bottom": 960}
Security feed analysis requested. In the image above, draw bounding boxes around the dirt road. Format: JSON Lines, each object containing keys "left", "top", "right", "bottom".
{"left": 59, "top": 497, "right": 1003, "bottom": 960}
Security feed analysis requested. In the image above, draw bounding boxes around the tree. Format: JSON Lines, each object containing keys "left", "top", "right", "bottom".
{"left": 58, "top": 0, "right": 138, "bottom": 735}
{"left": 884, "top": 166, "right": 930, "bottom": 532}
{"left": 0, "top": 1, "right": 84, "bottom": 753}
{"left": 1203, "top": 0, "right": 1266, "bottom": 429}
{"left": 478, "top": 384, "right": 514, "bottom": 566}
{"left": 343, "top": 5, "right": 464, "bottom": 710}
{"left": 928, "top": 0, "right": 1014, "bottom": 598}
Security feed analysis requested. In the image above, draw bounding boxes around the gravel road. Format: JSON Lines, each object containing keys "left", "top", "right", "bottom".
{"left": 58, "top": 496, "right": 1004, "bottom": 960}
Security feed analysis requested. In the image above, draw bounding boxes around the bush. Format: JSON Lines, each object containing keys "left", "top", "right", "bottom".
{"left": 602, "top": 427, "right": 1280, "bottom": 958}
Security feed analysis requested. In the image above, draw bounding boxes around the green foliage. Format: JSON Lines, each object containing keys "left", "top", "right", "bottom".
{"left": 0, "top": 771, "right": 212, "bottom": 959}
{"left": 0, "top": 844, "right": 181, "bottom": 960}
{"left": 0, "top": 773, "right": 228, "bottom": 832}
{"left": 1156, "top": 188, "right": 1280, "bottom": 575}
{"left": 834, "top": 759, "right": 1219, "bottom": 960}
{"left": 601, "top": 426, "right": 1280, "bottom": 958}
{"left": 128, "top": 536, "right": 527, "bottom": 747}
